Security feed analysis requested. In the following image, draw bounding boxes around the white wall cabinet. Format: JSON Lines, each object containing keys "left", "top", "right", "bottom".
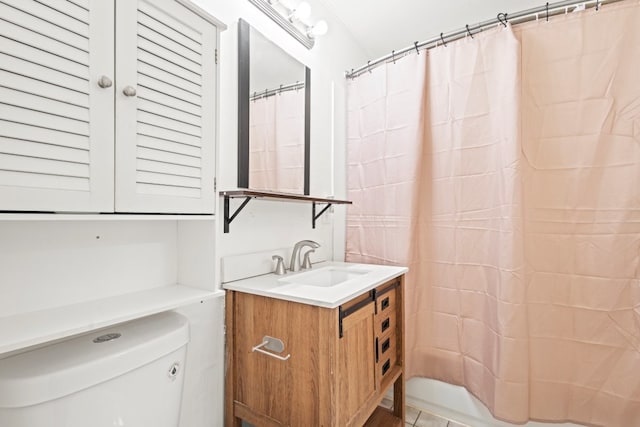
{"left": 0, "top": 0, "right": 220, "bottom": 214}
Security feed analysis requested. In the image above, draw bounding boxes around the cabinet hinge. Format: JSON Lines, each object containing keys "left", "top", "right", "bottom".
{"left": 214, "top": 177, "right": 217, "bottom": 191}
{"left": 215, "top": 48, "right": 218, "bottom": 64}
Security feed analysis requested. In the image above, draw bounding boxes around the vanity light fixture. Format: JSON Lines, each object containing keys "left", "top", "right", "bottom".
{"left": 248, "top": 0, "right": 328, "bottom": 49}
{"left": 308, "top": 19, "right": 328, "bottom": 37}
{"left": 289, "top": 1, "right": 311, "bottom": 21}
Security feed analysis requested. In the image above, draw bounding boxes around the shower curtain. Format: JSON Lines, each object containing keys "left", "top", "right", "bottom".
{"left": 346, "top": 2, "right": 640, "bottom": 426}
{"left": 249, "top": 89, "right": 305, "bottom": 193}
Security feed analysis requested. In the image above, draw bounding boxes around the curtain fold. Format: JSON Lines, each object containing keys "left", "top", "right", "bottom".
{"left": 517, "top": 4, "right": 640, "bottom": 425}
{"left": 346, "top": 3, "right": 640, "bottom": 426}
{"left": 415, "top": 24, "right": 528, "bottom": 422}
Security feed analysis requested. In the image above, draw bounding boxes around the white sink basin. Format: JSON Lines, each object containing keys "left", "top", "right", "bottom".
{"left": 279, "top": 267, "right": 370, "bottom": 287}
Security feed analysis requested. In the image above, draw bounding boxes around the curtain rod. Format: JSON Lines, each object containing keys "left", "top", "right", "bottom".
{"left": 250, "top": 81, "right": 305, "bottom": 101}
{"left": 345, "top": 0, "right": 625, "bottom": 79}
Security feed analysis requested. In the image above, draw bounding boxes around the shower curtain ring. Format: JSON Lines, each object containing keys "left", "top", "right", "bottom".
{"left": 440, "top": 32, "right": 447, "bottom": 47}
{"left": 497, "top": 12, "right": 508, "bottom": 27}
{"left": 466, "top": 24, "right": 474, "bottom": 38}
{"left": 414, "top": 41, "right": 420, "bottom": 55}
{"left": 367, "top": 60, "right": 371, "bottom": 73}
{"left": 596, "top": 0, "right": 600, "bottom": 11}
{"left": 392, "top": 50, "right": 396, "bottom": 64}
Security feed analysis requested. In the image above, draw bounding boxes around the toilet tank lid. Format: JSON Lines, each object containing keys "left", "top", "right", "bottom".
{"left": 0, "top": 311, "right": 189, "bottom": 408}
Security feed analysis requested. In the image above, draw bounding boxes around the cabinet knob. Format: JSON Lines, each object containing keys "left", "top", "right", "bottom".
{"left": 122, "top": 86, "right": 137, "bottom": 97}
{"left": 97, "top": 75, "right": 113, "bottom": 89}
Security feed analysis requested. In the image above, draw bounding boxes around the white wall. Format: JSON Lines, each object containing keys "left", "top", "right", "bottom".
{"left": 0, "top": 221, "right": 178, "bottom": 317}
{"left": 191, "top": 0, "right": 366, "bottom": 264}
{"left": 320, "top": 0, "right": 544, "bottom": 58}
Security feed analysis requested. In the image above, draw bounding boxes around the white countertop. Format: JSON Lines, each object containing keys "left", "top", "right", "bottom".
{"left": 222, "top": 262, "right": 407, "bottom": 308}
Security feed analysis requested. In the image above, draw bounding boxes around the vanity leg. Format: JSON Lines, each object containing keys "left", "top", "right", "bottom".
{"left": 393, "top": 375, "right": 405, "bottom": 422}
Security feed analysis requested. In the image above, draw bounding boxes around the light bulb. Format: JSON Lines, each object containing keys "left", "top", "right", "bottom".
{"left": 309, "top": 19, "right": 328, "bottom": 37}
{"left": 293, "top": 1, "right": 311, "bottom": 20}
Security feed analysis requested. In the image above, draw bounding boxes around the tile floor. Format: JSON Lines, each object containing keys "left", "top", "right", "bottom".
{"left": 380, "top": 397, "right": 468, "bottom": 427}
{"left": 241, "top": 400, "right": 468, "bottom": 427}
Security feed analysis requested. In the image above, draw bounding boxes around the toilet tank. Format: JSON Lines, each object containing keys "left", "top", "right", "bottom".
{"left": 0, "top": 311, "right": 189, "bottom": 427}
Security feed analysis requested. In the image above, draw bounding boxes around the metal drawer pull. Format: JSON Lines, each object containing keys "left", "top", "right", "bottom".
{"left": 382, "top": 359, "right": 391, "bottom": 375}
{"left": 381, "top": 297, "right": 390, "bottom": 311}
{"left": 381, "top": 318, "right": 390, "bottom": 333}
{"left": 252, "top": 335, "right": 291, "bottom": 361}
{"left": 382, "top": 337, "right": 390, "bottom": 353}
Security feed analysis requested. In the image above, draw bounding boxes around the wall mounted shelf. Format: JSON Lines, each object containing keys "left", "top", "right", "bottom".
{"left": 221, "top": 190, "right": 352, "bottom": 233}
{"left": 0, "top": 213, "right": 214, "bottom": 221}
{"left": 0, "top": 285, "right": 221, "bottom": 355}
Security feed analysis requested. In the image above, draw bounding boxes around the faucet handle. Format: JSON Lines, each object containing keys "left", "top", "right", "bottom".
{"left": 272, "top": 255, "right": 286, "bottom": 275}
{"left": 301, "top": 249, "right": 315, "bottom": 270}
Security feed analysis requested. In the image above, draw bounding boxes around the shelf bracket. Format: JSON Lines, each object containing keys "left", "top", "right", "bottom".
{"left": 220, "top": 190, "right": 350, "bottom": 232}
{"left": 312, "top": 202, "right": 333, "bottom": 229}
{"left": 224, "top": 196, "right": 252, "bottom": 233}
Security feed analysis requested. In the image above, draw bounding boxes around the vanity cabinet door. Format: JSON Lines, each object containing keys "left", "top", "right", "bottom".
{"left": 0, "top": 0, "right": 115, "bottom": 212}
{"left": 114, "top": 0, "right": 217, "bottom": 213}
{"left": 337, "top": 297, "right": 379, "bottom": 426}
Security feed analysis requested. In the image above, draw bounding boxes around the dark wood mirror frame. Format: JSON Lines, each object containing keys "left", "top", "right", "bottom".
{"left": 237, "top": 19, "right": 311, "bottom": 195}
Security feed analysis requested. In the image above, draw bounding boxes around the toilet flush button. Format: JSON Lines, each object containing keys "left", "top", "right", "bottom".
{"left": 168, "top": 362, "right": 180, "bottom": 380}
{"left": 92, "top": 333, "right": 122, "bottom": 343}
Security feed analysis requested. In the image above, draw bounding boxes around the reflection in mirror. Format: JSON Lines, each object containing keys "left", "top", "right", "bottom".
{"left": 238, "top": 19, "right": 310, "bottom": 195}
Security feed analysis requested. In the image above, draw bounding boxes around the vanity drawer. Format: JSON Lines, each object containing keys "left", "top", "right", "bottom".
{"left": 379, "top": 341, "right": 397, "bottom": 381}
{"left": 376, "top": 308, "right": 396, "bottom": 337}
{"left": 376, "top": 287, "right": 396, "bottom": 314}
{"left": 376, "top": 334, "right": 396, "bottom": 362}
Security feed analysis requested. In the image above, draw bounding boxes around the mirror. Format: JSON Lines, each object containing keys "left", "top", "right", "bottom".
{"left": 238, "top": 19, "right": 310, "bottom": 195}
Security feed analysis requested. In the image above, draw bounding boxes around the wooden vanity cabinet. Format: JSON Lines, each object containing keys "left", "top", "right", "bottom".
{"left": 225, "top": 275, "right": 405, "bottom": 427}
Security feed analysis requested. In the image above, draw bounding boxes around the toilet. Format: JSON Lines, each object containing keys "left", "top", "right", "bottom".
{"left": 0, "top": 311, "right": 189, "bottom": 427}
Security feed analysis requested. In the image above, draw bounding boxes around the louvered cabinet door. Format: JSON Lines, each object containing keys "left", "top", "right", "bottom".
{"left": 115, "top": 0, "right": 216, "bottom": 214}
{"left": 0, "top": 0, "right": 115, "bottom": 212}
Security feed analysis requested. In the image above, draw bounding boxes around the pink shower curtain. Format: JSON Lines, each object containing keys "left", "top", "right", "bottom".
{"left": 249, "top": 89, "right": 305, "bottom": 193}
{"left": 346, "top": 2, "right": 640, "bottom": 426}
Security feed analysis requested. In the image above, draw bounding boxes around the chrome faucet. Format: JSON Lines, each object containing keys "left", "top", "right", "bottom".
{"left": 289, "top": 240, "right": 320, "bottom": 272}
